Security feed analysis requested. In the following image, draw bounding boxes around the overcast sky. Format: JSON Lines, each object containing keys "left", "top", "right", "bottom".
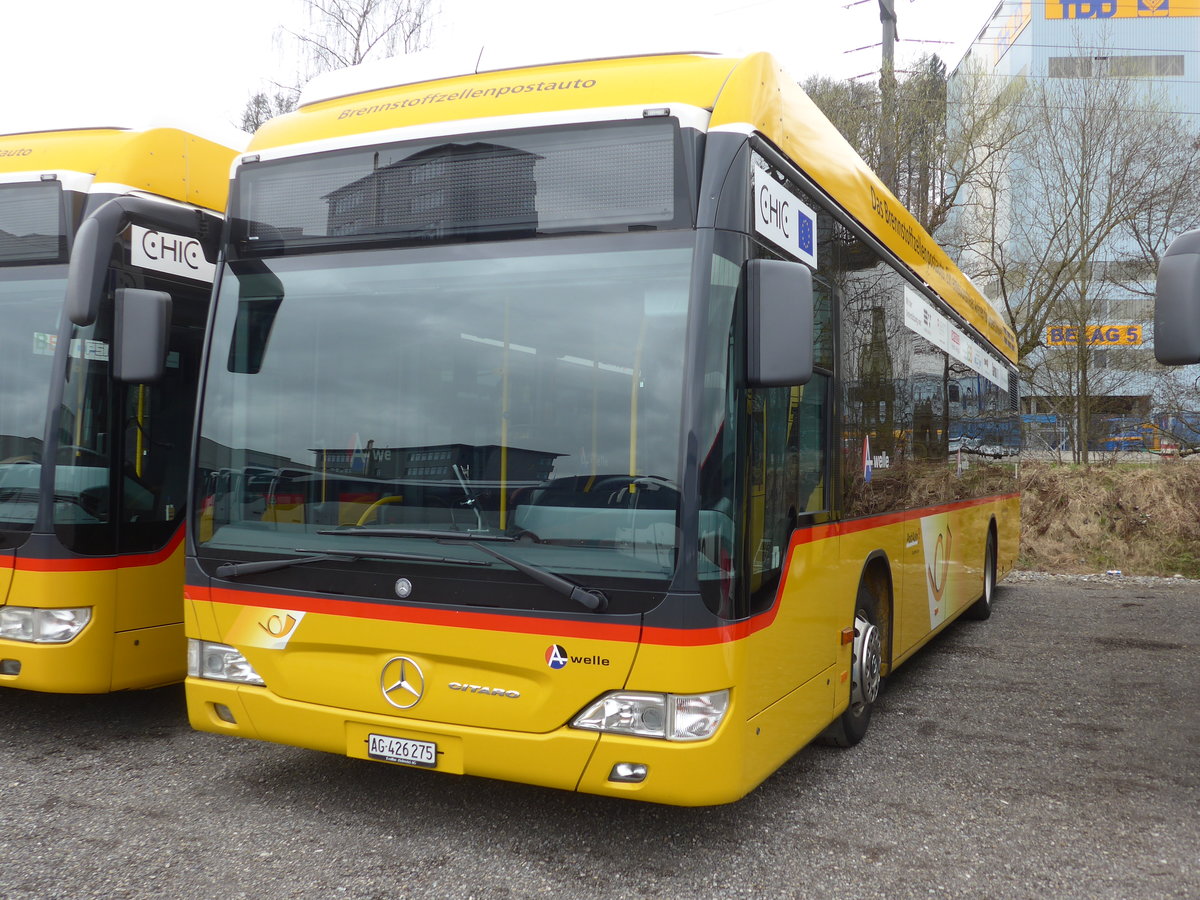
{"left": 0, "top": 0, "right": 1002, "bottom": 137}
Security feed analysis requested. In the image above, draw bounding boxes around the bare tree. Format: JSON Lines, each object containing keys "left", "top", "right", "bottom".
{"left": 289, "top": 0, "right": 432, "bottom": 81}
{"left": 805, "top": 55, "right": 1018, "bottom": 237}
{"left": 804, "top": 62, "right": 956, "bottom": 229}
{"left": 892, "top": 55, "right": 946, "bottom": 231}
{"left": 239, "top": 0, "right": 431, "bottom": 130}
{"left": 957, "top": 55, "right": 1200, "bottom": 463}
{"left": 1108, "top": 131, "right": 1200, "bottom": 303}
{"left": 240, "top": 91, "right": 299, "bottom": 133}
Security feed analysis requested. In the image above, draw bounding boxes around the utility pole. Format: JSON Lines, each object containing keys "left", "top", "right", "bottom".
{"left": 878, "top": 0, "right": 898, "bottom": 192}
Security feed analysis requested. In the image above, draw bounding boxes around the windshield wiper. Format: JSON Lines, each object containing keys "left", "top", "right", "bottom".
{"left": 464, "top": 541, "right": 609, "bottom": 613}
{"left": 316, "top": 526, "right": 608, "bottom": 612}
{"left": 215, "top": 548, "right": 494, "bottom": 579}
{"left": 317, "top": 526, "right": 516, "bottom": 542}
{"left": 216, "top": 554, "right": 338, "bottom": 578}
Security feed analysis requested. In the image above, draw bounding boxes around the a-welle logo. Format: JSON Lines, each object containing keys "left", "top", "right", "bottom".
{"left": 545, "top": 644, "right": 610, "bottom": 670}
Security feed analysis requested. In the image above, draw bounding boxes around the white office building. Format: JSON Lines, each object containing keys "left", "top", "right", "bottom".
{"left": 949, "top": 0, "right": 1200, "bottom": 454}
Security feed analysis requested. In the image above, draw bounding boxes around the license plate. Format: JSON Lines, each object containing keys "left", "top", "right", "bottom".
{"left": 367, "top": 733, "right": 438, "bottom": 768}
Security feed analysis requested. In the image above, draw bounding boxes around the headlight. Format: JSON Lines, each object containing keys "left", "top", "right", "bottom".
{"left": 187, "top": 639, "right": 265, "bottom": 685}
{"left": 571, "top": 690, "right": 729, "bottom": 741}
{"left": 0, "top": 607, "right": 92, "bottom": 644}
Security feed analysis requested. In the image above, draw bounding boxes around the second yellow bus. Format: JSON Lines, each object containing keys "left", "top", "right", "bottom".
{"left": 0, "top": 123, "right": 242, "bottom": 692}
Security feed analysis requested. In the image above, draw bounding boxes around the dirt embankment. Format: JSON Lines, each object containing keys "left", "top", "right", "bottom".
{"left": 1018, "top": 458, "right": 1200, "bottom": 578}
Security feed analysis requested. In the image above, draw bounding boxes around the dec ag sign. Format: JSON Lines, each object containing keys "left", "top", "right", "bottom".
{"left": 1045, "top": 324, "right": 1144, "bottom": 346}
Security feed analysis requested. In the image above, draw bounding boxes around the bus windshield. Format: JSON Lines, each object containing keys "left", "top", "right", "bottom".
{"left": 0, "top": 265, "right": 66, "bottom": 534}
{"left": 195, "top": 232, "right": 693, "bottom": 596}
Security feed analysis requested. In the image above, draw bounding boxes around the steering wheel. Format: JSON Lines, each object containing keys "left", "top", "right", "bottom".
{"left": 58, "top": 445, "right": 107, "bottom": 464}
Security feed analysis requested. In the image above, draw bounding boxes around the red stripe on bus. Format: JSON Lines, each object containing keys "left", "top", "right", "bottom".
{"left": 12, "top": 527, "right": 185, "bottom": 573}
{"left": 805, "top": 492, "right": 1019, "bottom": 544}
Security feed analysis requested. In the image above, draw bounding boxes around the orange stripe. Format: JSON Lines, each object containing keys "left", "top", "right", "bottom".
{"left": 13, "top": 527, "right": 184, "bottom": 573}
{"left": 199, "top": 583, "right": 644, "bottom": 643}
{"left": 193, "top": 493, "right": 1017, "bottom": 647}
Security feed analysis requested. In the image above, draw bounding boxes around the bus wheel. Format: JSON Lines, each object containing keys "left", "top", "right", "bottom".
{"left": 823, "top": 583, "right": 882, "bottom": 747}
{"left": 965, "top": 529, "right": 997, "bottom": 621}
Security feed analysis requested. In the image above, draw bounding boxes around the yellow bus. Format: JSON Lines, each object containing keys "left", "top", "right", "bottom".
{"left": 0, "top": 124, "right": 242, "bottom": 692}
{"left": 177, "top": 49, "right": 1020, "bottom": 805}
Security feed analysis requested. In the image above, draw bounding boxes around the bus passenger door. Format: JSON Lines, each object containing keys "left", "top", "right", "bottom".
{"left": 740, "top": 372, "right": 836, "bottom": 714}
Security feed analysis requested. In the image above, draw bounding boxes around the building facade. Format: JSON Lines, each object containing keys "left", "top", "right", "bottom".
{"left": 950, "top": 0, "right": 1200, "bottom": 455}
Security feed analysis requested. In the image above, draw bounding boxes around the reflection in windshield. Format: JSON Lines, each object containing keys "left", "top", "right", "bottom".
{"left": 197, "top": 234, "right": 692, "bottom": 588}
{"left": 0, "top": 266, "right": 66, "bottom": 531}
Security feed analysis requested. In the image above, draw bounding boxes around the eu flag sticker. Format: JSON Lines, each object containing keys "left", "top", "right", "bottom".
{"left": 796, "top": 209, "right": 814, "bottom": 259}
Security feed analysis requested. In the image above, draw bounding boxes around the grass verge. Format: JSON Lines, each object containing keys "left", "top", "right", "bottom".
{"left": 1019, "top": 458, "right": 1200, "bottom": 578}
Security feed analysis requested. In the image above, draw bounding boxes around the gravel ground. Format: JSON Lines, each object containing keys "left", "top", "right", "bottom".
{"left": 0, "top": 575, "right": 1196, "bottom": 899}
{"left": 1007, "top": 569, "right": 1200, "bottom": 585}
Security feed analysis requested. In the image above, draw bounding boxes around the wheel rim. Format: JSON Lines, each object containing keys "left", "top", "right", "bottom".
{"left": 984, "top": 537, "right": 996, "bottom": 607}
{"left": 850, "top": 612, "right": 881, "bottom": 711}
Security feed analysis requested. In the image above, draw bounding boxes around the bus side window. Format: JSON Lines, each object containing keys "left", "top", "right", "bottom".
{"left": 789, "top": 373, "right": 830, "bottom": 515}
{"left": 789, "top": 278, "right": 832, "bottom": 519}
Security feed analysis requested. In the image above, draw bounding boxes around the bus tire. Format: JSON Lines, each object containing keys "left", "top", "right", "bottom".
{"left": 965, "top": 528, "right": 997, "bottom": 621}
{"left": 822, "top": 581, "right": 883, "bottom": 748}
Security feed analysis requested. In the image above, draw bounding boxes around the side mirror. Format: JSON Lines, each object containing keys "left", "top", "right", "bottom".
{"left": 65, "top": 214, "right": 108, "bottom": 326}
{"left": 65, "top": 196, "right": 215, "bottom": 327}
{"left": 1155, "top": 228, "right": 1200, "bottom": 366}
{"left": 114, "top": 288, "right": 172, "bottom": 383}
{"left": 746, "top": 258, "right": 814, "bottom": 387}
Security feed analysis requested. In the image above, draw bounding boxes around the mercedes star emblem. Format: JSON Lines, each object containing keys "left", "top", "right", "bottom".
{"left": 380, "top": 656, "right": 425, "bottom": 710}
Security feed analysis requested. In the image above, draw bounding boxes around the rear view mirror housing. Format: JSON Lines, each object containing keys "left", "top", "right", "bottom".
{"left": 65, "top": 196, "right": 215, "bottom": 327}
{"left": 114, "top": 288, "right": 171, "bottom": 383}
{"left": 1155, "top": 228, "right": 1200, "bottom": 366}
{"left": 745, "top": 258, "right": 814, "bottom": 387}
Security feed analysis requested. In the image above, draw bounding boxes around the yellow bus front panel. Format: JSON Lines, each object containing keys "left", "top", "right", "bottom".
{"left": 185, "top": 488, "right": 1016, "bottom": 804}
{"left": 186, "top": 595, "right": 838, "bottom": 806}
{"left": 1, "top": 567, "right": 117, "bottom": 693}
{"left": 196, "top": 587, "right": 642, "bottom": 735}
{"left": 0, "top": 537, "right": 186, "bottom": 693}
{"left": 189, "top": 678, "right": 605, "bottom": 794}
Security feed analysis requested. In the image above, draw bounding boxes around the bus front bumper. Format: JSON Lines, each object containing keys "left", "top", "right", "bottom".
{"left": 0, "top": 621, "right": 184, "bottom": 693}
{"left": 186, "top": 678, "right": 758, "bottom": 806}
